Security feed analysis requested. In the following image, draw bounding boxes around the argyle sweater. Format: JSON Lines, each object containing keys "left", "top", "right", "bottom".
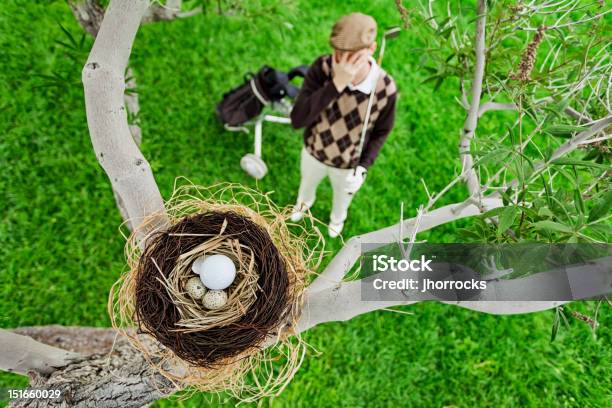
{"left": 290, "top": 54, "right": 397, "bottom": 169}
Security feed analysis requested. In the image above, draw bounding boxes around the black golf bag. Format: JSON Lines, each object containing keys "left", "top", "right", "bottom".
{"left": 215, "top": 65, "right": 308, "bottom": 127}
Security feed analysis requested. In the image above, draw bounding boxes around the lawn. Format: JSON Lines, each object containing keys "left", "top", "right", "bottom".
{"left": 0, "top": 0, "right": 610, "bottom": 407}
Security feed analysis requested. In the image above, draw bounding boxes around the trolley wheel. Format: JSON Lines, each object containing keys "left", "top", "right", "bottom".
{"left": 240, "top": 153, "right": 268, "bottom": 180}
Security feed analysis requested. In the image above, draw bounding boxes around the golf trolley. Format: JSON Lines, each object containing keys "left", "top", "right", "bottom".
{"left": 216, "top": 65, "right": 307, "bottom": 180}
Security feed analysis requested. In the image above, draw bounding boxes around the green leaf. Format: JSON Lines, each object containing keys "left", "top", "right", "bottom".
{"left": 498, "top": 206, "right": 518, "bottom": 234}
{"left": 573, "top": 189, "right": 585, "bottom": 215}
{"left": 543, "top": 124, "right": 585, "bottom": 138}
{"left": 533, "top": 220, "right": 573, "bottom": 234}
{"left": 552, "top": 158, "right": 611, "bottom": 171}
{"left": 58, "top": 23, "right": 78, "bottom": 48}
{"left": 480, "top": 206, "right": 506, "bottom": 219}
{"left": 587, "top": 190, "right": 612, "bottom": 223}
{"left": 421, "top": 74, "right": 441, "bottom": 84}
{"left": 551, "top": 308, "right": 560, "bottom": 342}
{"left": 538, "top": 206, "right": 554, "bottom": 218}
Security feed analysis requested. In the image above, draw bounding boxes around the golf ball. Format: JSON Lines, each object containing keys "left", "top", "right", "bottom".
{"left": 197, "top": 254, "right": 236, "bottom": 290}
{"left": 202, "top": 290, "right": 228, "bottom": 310}
{"left": 185, "top": 276, "right": 206, "bottom": 300}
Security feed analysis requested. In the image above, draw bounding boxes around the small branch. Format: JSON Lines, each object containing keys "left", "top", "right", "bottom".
{"left": 70, "top": 0, "right": 143, "bottom": 231}
{"left": 478, "top": 101, "right": 517, "bottom": 117}
{"left": 564, "top": 106, "right": 593, "bottom": 124}
{"left": 142, "top": 0, "right": 203, "bottom": 22}
{"left": 0, "top": 329, "right": 80, "bottom": 376}
{"left": 177, "top": 6, "right": 203, "bottom": 19}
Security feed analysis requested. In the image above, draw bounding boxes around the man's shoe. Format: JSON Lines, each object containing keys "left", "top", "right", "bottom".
{"left": 290, "top": 210, "right": 305, "bottom": 222}
{"left": 328, "top": 221, "right": 344, "bottom": 238}
{"left": 290, "top": 204, "right": 308, "bottom": 222}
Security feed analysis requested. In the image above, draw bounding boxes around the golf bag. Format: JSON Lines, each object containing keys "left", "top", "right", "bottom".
{"left": 216, "top": 65, "right": 308, "bottom": 127}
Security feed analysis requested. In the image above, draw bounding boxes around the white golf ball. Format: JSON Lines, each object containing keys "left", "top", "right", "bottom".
{"left": 184, "top": 276, "right": 206, "bottom": 300}
{"left": 198, "top": 254, "right": 237, "bottom": 290}
{"left": 202, "top": 290, "right": 228, "bottom": 310}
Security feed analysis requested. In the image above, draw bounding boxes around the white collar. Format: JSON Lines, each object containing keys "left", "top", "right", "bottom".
{"left": 347, "top": 56, "right": 379, "bottom": 94}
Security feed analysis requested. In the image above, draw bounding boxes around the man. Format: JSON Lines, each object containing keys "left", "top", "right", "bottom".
{"left": 289, "top": 12, "right": 398, "bottom": 237}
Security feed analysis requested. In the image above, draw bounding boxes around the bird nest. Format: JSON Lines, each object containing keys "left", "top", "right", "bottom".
{"left": 109, "top": 182, "right": 323, "bottom": 401}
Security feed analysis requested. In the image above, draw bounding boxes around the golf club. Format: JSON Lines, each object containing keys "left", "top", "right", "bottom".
{"left": 353, "top": 26, "right": 401, "bottom": 174}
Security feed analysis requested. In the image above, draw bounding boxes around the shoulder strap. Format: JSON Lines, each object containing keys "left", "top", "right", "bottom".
{"left": 287, "top": 65, "right": 308, "bottom": 80}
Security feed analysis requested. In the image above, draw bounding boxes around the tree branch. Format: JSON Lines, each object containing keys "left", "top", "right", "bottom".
{"left": 82, "top": 0, "right": 168, "bottom": 238}
{"left": 459, "top": 0, "right": 487, "bottom": 198}
{"left": 299, "top": 256, "right": 611, "bottom": 332}
{"left": 12, "top": 326, "right": 119, "bottom": 355}
{"left": 0, "top": 329, "right": 80, "bottom": 376}
{"left": 7, "top": 331, "right": 172, "bottom": 408}
{"left": 478, "top": 101, "right": 517, "bottom": 117}
{"left": 142, "top": 0, "right": 203, "bottom": 22}
{"left": 307, "top": 196, "right": 503, "bottom": 294}
{"left": 68, "top": 0, "right": 105, "bottom": 37}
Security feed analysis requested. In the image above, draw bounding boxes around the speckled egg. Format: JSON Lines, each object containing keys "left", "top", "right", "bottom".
{"left": 185, "top": 276, "right": 206, "bottom": 300}
{"left": 202, "top": 289, "right": 228, "bottom": 310}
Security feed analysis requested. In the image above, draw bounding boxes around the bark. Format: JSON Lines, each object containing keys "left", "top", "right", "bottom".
{"left": 7, "top": 333, "right": 172, "bottom": 408}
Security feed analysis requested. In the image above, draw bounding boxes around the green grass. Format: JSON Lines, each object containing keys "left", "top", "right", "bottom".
{"left": 0, "top": 1, "right": 610, "bottom": 407}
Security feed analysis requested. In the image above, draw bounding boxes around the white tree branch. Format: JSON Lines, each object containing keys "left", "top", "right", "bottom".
{"left": 143, "top": 0, "right": 203, "bottom": 22}
{"left": 478, "top": 101, "right": 517, "bottom": 117}
{"left": 82, "top": 0, "right": 168, "bottom": 237}
{"left": 564, "top": 106, "right": 593, "bottom": 124}
{"left": 459, "top": 0, "right": 487, "bottom": 197}
{"left": 12, "top": 326, "right": 119, "bottom": 355}
{"left": 307, "top": 196, "right": 503, "bottom": 294}
{"left": 299, "top": 256, "right": 611, "bottom": 332}
{"left": 0, "top": 329, "right": 80, "bottom": 376}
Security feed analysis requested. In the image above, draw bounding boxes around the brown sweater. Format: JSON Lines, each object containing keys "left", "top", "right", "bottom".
{"left": 290, "top": 54, "right": 397, "bottom": 169}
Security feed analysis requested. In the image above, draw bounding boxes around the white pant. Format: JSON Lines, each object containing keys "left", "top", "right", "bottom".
{"left": 296, "top": 148, "right": 358, "bottom": 224}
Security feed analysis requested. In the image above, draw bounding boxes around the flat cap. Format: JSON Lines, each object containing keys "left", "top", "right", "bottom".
{"left": 329, "top": 13, "right": 377, "bottom": 52}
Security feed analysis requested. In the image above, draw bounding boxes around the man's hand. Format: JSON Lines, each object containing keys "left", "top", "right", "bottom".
{"left": 332, "top": 50, "right": 368, "bottom": 92}
{"left": 344, "top": 166, "right": 367, "bottom": 194}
